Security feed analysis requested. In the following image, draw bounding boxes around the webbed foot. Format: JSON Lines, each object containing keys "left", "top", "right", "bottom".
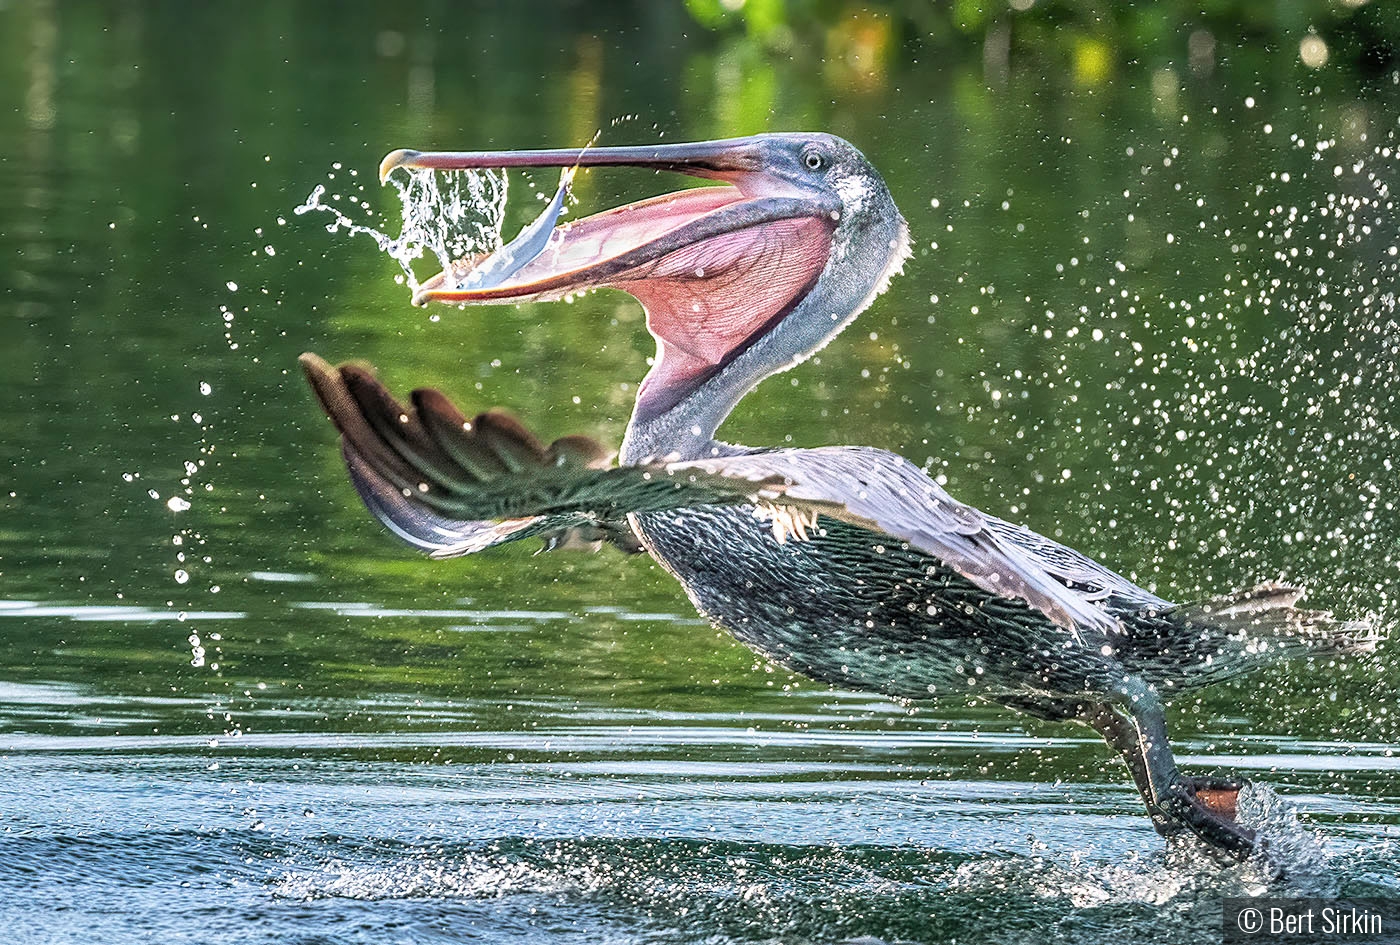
{"left": 1158, "top": 773, "right": 1256, "bottom": 857}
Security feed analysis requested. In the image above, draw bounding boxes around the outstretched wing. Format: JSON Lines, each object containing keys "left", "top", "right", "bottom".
{"left": 300, "top": 353, "right": 788, "bottom": 557}
{"left": 301, "top": 354, "right": 1162, "bottom": 635}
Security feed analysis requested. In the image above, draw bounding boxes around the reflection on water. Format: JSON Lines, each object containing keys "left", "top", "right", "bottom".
{"left": 0, "top": 601, "right": 247, "bottom": 622}
{"left": 1, "top": 1, "right": 1398, "bottom": 942}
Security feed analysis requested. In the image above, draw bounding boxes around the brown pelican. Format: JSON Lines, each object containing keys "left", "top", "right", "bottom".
{"left": 300, "top": 133, "right": 1377, "bottom": 857}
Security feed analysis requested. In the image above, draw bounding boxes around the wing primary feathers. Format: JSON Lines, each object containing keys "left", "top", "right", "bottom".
{"left": 301, "top": 354, "right": 438, "bottom": 499}
{"left": 546, "top": 435, "right": 614, "bottom": 469}
{"left": 474, "top": 411, "right": 549, "bottom": 474}
{"left": 411, "top": 388, "right": 513, "bottom": 481}
{"left": 337, "top": 364, "right": 473, "bottom": 496}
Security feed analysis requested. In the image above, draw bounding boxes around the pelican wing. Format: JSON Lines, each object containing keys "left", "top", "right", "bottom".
{"left": 302, "top": 354, "right": 1158, "bottom": 635}
{"left": 680, "top": 448, "right": 1168, "bottom": 637}
{"left": 300, "top": 354, "right": 786, "bottom": 557}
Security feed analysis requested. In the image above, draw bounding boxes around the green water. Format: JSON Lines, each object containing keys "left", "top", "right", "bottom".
{"left": 1, "top": 3, "right": 1397, "bottom": 943}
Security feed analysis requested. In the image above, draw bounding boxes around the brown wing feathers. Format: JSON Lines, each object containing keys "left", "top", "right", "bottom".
{"left": 302, "top": 353, "right": 618, "bottom": 517}
{"left": 299, "top": 353, "right": 778, "bottom": 554}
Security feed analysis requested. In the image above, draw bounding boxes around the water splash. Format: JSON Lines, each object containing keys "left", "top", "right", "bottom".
{"left": 1235, "top": 782, "right": 1333, "bottom": 883}
{"left": 296, "top": 163, "right": 509, "bottom": 296}
{"left": 130, "top": 381, "right": 225, "bottom": 667}
{"left": 274, "top": 852, "right": 560, "bottom": 901}
{"left": 268, "top": 830, "right": 1341, "bottom": 944}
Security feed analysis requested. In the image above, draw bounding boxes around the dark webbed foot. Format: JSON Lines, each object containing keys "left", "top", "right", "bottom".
{"left": 1027, "top": 692, "right": 1260, "bottom": 857}
{"left": 1084, "top": 680, "right": 1261, "bottom": 859}
{"left": 1158, "top": 774, "right": 1256, "bottom": 856}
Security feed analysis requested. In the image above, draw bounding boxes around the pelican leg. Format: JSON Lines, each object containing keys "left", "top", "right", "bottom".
{"left": 1002, "top": 695, "right": 1175, "bottom": 835}
{"left": 1111, "top": 677, "right": 1256, "bottom": 857}
{"left": 1076, "top": 702, "right": 1181, "bottom": 836}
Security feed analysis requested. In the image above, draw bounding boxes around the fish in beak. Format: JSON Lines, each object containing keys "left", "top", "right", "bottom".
{"left": 443, "top": 166, "right": 577, "bottom": 296}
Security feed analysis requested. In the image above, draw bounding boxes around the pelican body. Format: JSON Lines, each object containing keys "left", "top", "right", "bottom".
{"left": 301, "top": 133, "right": 1376, "bottom": 857}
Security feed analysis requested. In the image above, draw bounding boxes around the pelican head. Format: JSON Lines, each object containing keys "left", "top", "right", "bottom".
{"left": 381, "top": 134, "right": 910, "bottom": 460}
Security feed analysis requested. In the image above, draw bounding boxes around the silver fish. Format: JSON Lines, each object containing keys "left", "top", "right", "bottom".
{"left": 459, "top": 167, "right": 575, "bottom": 290}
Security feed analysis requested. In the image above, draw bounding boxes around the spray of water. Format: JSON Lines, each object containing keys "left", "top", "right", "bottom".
{"left": 295, "top": 163, "right": 509, "bottom": 297}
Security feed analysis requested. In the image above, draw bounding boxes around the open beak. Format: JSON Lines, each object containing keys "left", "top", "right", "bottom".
{"left": 378, "top": 136, "right": 838, "bottom": 309}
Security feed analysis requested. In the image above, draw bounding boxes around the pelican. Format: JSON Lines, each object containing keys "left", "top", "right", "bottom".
{"left": 300, "top": 133, "right": 1376, "bottom": 857}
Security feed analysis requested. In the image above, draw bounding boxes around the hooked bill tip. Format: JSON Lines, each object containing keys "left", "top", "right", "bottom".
{"left": 379, "top": 148, "right": 422, "bottom": 182}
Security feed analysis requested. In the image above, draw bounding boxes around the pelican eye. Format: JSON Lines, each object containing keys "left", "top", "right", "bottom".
{"left": 803, "top": 150, "right": 826, "bottom": 171}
